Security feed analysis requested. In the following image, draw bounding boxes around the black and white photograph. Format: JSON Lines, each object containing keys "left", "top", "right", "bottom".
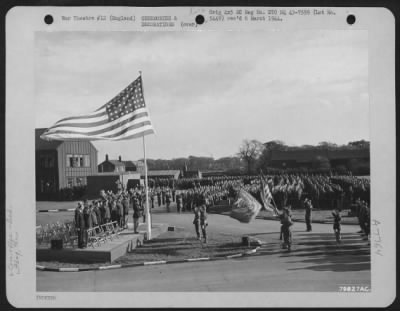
{"left": 5, "top": 6, "right": 396, "bottom": 308}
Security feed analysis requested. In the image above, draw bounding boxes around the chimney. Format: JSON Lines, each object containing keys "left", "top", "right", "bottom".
{"left": 119, "top": 155, "right": 122, "bottom": 162}
{"left": 106, "top": 154, "right": 109, "bottom": 161}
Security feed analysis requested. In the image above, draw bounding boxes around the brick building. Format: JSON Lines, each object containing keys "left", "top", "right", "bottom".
{"left": 98, "top": 155, "right": 137, "bottom": 173}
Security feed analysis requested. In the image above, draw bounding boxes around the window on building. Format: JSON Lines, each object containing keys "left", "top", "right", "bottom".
{"left": 73, "top": 156, "right": 80, "bottom": 167}
{"left": 66, "top": 154, "right": 90, "bottom": 168}
{"left": 66, "top": 155, "right": 72, "bottom": 167}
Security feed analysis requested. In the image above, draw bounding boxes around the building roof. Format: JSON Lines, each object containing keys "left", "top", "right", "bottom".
{"left": 147, "top": 170, "right": 181, "bottom": 177}
{"left": 91, "top": 172, "right": 141, "bottom": 176}
{"left": 271, "top": 149, "right": 327, "bottom": 161}
{"left": 270, "top": 148, "right": 369, "bottom": 162}
{"left": 99, "top": 160, "right": 137, "bottom": 168}
{"left": 122, "top": 161, "right": 136, "bottom": 168}
{"left": 35, "top": 128, "right": 63, "bottom": 150}
{"left": 36, "top": 128, "right": 98, "bottom": 151}
{"left": 327, "top": 149, "right": 369, "bottom": 159}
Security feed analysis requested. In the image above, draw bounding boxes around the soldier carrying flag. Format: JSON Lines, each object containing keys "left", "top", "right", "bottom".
{"left": 260, "top": 172, "right": 293, "bottom": 251}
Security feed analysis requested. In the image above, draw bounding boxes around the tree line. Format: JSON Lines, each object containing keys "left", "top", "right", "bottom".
{"left": 141, "top": 139, "right": 370, "bottom": 175}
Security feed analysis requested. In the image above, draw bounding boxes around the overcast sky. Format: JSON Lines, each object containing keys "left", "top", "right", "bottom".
{"left": 35, "top": 30, "right": 368, "bottom": 162}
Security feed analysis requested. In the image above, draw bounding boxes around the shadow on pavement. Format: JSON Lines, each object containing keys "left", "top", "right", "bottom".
{"left": 280, "top": 232, "right": 371, "bottom": 273}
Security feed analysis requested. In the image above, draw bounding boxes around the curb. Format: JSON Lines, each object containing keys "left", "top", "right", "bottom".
{"left": 37, "top": 208, "right": 75, "bottom": 213}
{"left": 36, "top": 246, "right": 261, "bottom": 272}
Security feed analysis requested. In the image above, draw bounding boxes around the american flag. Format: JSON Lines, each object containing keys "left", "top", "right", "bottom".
{"left": 40, "top": 76, "right": 155, "bottom": 141}
{"left": 260, "top": 174, "right": 276, "bottom": 213}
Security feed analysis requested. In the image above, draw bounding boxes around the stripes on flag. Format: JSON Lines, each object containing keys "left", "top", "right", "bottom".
{"left": 260, "top": 174, "right": 275, "bottom": 212}
{"left": 40, "top": 76, "right": 155, "bottom": 141}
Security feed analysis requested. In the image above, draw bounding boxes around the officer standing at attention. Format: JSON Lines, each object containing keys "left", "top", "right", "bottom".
{"left": 304, "top": 198, "right": 313, "bottom": 232}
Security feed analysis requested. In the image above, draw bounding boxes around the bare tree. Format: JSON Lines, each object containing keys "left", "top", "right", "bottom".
{"left": 238, "top": 139, "right": 264, "bottom": 175}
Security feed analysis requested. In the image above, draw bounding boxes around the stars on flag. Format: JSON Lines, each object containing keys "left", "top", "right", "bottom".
{"left": 106, "top": 79, "right": 146, "bottom": 121}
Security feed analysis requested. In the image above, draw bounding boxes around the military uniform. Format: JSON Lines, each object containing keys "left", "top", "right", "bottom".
{"left": 103, "top": 200, "right": 111, "bottom": 224}
{"left": 161, "top": 190, "right": 166, "bottom": 205}
{"left": 90, "top": 206, "right": 98, "bottom": 227}
{"left": 74, "top": 203, "right": 86, "bottom": 248}
{"left": 304, "top": 198, "right": 313, "bottom": 232}
{"left": 94, "top": 202, "right": 102, "bottom": 225}
{"left": 279, "top": 208, "right": 293, "bottom": 250}
{"left": 110, "top": 201, "right": 119, "bottom": 223}
{"left": 332, "top": 209, "right": 342, "bottom": 243}
{"left": 157, "top": 191, "right": 161, "bottom": 206}
{"left": 176, "top": 194, "right": 182, "bottom": 213}
{"left": 359, "top": 202, "right": 370, "bottom": 240}
{"left": 132, "top": 197, "right": 141, "bottom": 233}
{"left": 166, "top": 192, "right": 171, "bottom": 212}
{"left": 122, "top": 196, "right": 130, "bottom": 229}
{"left": 83, "top": 204, "right": 92, "bottom": 229}
{"left": 150, "top": 193, "right": 155, "bottom": 209}
{"left": 193, "top": 199, "right": 208, "bottom": 243}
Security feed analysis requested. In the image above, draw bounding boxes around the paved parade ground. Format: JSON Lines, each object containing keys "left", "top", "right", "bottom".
{"left": 37, "top": 202, "right": 370, "bottom": 292}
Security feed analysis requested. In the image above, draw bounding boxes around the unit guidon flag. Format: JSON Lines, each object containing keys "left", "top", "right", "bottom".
{"left": 40, "top": 76, "right": 155, "bottom": 141}
{"left": 230, "top": 188, "right": 262, "bottom": 223}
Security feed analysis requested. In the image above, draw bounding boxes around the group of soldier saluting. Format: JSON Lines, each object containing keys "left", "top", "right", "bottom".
{"left": 74, "top": 186, "right": 209, "bottom": 248}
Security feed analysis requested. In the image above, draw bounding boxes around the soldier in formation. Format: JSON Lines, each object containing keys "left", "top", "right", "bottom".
{"left": 192, "top": 197, "right": 208, "bottom": 243}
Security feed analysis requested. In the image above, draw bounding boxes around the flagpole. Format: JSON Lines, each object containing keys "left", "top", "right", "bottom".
{"left": 139, "top": 70, "right": 151, "bottom": 241}
{"left": 142, "top": 133, "right": 151, "bottom": 240}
